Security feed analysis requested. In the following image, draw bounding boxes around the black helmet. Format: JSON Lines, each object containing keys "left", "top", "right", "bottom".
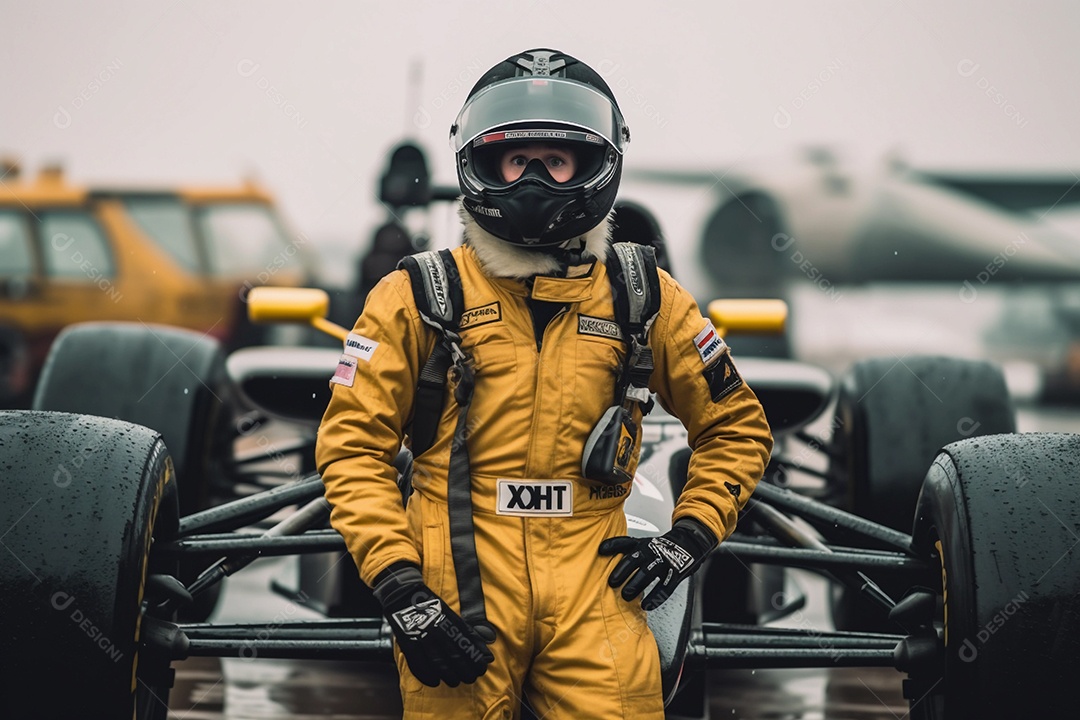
{"left": 450, "top": 49, "right": 630, "bottom": 248}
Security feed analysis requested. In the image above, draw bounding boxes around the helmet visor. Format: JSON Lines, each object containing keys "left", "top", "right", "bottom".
{"left": 468, "top": 136, "right": 609, "bottom": 191}
{"left": 451, "top": 76, "right": 628, "bottom": 154}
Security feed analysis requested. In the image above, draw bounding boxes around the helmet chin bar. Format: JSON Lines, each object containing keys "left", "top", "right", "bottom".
{"left": 478, "top": 167, "right": 588, "bottom": 247}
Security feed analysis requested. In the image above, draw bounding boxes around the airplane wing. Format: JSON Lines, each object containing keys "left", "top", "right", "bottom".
{"left": 912, "top": 171, "right": 1080, "bottom": 213}
{"left": 625, "top": 168, "right": 723, "bottom": 185}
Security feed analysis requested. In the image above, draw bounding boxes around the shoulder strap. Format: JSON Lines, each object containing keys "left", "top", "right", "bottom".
{"left": 607, "top": 242, "right": 662, "bottom": 341}
{"left": 397, "top": 249, "right": 465, "bottom": 457}
{"left": 398, "top": 248, "right": 464, "bottom": 332}
{"left": 606, "top": 242, "right": 662, "bottom": 408}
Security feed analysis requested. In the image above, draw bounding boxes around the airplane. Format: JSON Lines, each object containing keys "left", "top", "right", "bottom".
{"left": 623, "top": 148, "right": 1080, "bottom": 399}
{"left": 626, "top": 147, "right": 1080, "bottom": 297}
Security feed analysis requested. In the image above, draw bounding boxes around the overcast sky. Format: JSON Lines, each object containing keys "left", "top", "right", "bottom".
{"left": 3, "top": 0, "right": 1079, "bottom": 273}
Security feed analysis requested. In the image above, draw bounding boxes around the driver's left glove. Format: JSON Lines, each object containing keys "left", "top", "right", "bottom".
{"left": 598, "top": 517, "right": 718, "bottom": 611}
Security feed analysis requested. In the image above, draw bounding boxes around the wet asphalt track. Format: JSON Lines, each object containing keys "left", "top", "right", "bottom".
{"left": 162, "top": 404, "right": 1080, "bottom": 719}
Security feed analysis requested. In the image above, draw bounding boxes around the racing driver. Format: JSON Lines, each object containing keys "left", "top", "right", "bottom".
{"left": 316, "top": 48, "right": 773, "bottom": 719}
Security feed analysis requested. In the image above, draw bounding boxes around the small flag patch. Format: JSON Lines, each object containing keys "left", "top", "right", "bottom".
{"left": 330, "top": 354, "right": 358, "bottom": 387}
{"left": 693, "top": 321, "right": 727, "bottom": 366}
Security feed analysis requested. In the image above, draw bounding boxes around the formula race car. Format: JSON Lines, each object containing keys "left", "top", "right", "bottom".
{"left": 1, "top": 284, "right": 1078, "bottom": 719}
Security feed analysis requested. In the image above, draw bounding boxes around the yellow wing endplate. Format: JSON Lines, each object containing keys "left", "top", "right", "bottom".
{"left": 247, "top": 287, "right": 349, "bottom": 342}
{"left": 708, "top": 299, "right": 788, "bottom": 338}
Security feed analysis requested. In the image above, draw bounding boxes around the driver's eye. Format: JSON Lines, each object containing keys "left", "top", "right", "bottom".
{"left": 548, "top": 156, "right": 565, "bottom": 168}
{"left": 511, "top": 155, "right": 527, "bottom": 167}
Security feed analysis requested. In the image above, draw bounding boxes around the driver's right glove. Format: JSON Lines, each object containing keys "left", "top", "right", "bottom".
{"left": 371, "top": 562, "right": 494, "bottom": 687}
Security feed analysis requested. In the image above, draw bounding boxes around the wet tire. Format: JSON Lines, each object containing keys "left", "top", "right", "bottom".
{"left": 0, "top": 410, "right": 179, "bottom": 719}
{"left": 908, "top": 433, "right": 1080, "bottom": 718}
{"left": 32, "top": 322, "right": 231, "bottom": 516}
{"left": 828, "top": 356, "right": 1014, "bottom": 631}
{"left": 32, "top": 322, "right": 231, "bottom": 621}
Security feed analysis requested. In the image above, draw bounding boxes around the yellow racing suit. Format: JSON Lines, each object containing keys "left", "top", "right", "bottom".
{"left": 316, "top": 243, "right": 772, "bottom": 719}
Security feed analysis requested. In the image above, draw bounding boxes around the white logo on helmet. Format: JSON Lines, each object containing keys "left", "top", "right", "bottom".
{"left": 470, "top": 205, "right": 502, "bottom": 217}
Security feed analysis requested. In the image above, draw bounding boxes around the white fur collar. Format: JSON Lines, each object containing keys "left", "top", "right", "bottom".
{"left": 459, "top": 201, "right": 613, "bottom": 279}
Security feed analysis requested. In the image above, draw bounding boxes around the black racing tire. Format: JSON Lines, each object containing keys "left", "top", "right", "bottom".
{"left": 32, "top": 322, "right": 231, "bottom": 621}
{"left": 908, "top": 433, "right": 1080, "bottom": 718}
{"left": 0, "top": 410, "right": 179, "bottom": 719}
{"left": 828, "top": 356, "right": 1015, "bottom": 631}
{"left": 33, "top": 322, "right": 231, "bottom": 515}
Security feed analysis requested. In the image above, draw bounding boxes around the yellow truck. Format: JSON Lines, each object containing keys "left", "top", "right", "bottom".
{"left": 0, "top": 162, "right": 313, "bottom": 406}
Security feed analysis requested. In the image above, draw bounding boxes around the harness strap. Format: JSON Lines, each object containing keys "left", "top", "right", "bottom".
{"left": 444, "top": 361, "right": 495, "bottom": 640}
{"left": 399, "top": 249, "right": 465, "bottom": 457}
{"left": 606, "top": 243, "right": 662, "bottom": 411}
{"left": 397, "top": 249, "right": 494, "bottom": 641}
{"left": 412, "top": 343, "right": 450, "bottom": 460}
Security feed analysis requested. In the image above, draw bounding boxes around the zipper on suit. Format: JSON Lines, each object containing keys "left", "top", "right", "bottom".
{"left": 524, "top": 304, "right": 569, "bottom": 475}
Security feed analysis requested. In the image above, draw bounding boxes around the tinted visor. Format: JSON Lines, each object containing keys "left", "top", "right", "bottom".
{"left": 452, "top": 76, "right": 627, "bottom": 154}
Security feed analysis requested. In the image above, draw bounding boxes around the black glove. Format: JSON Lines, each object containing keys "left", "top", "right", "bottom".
{"left": 598, "top": 518, "right": 718, "bottom": 611}
{"left": 372, "top": 563, "right": 494, "bottom": 687}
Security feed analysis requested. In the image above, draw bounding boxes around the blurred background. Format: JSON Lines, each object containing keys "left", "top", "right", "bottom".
{"left": 4, "top": 0, "right": 1080, "bottom": 405}
{"left": 3, "top": 1, "right": 1080, "bottom": 717}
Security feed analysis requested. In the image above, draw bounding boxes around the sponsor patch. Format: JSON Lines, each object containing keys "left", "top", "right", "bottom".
{"left": 460, "top": 301, "right": 501, "bottom": 330}
{"left": 330, "top": 354, "right": 358, "bottom": 387}
{"left": 496, "top": 480, "right": 573, "bottom": 517}
{"left": 693, "top": 321, "right": 727, "bottom": 366}
{"left": 578, "top": 314, "right": 622, "bottom": 341}
{"left": 703, "top": 350, "right": 743, "bottom": 402}
{"left": 588, "top": 483, "right": 628, "bottom": 500}
{"left": 343, "top": 332, "right": 379, "bottom": 360}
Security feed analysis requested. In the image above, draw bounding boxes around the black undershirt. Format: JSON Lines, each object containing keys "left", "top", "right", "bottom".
{"left": 526, "top": 297, "right": 566, "bottom": 351}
